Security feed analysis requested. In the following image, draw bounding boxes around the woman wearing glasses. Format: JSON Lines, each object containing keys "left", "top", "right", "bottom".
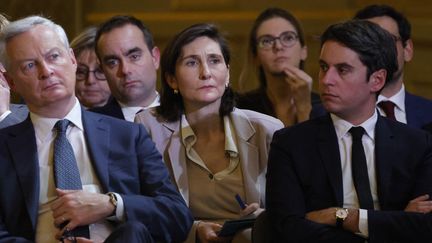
{"left": 237, "top": 7, "right": 324, "bottom": 126}
{"left": 71, "top": 27, "right": 111, "bottom": 108}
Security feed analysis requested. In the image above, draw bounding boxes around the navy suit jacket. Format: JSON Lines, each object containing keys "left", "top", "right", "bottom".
{"left": 0, "top": 109, "right": 192, "bottom": 242}
{"left": 0, "top": 104, "right": 28, "bottom": 129}
{"left": 405, "top": 91, "right": 432, "bottom": 129}
{"left": 90, "top": 96, "right": 125, "bottom": 120}
{"left": 266, "top": 114, "right": 432, "bottom": 243}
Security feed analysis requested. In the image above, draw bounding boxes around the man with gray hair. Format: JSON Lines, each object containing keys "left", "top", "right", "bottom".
{"left": 0, "top": 15, "right": 192, "bottom": 242}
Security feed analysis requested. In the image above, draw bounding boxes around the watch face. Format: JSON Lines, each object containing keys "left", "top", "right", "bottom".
{"left": 336, "top": 209, "right": 348, "bottom": 218}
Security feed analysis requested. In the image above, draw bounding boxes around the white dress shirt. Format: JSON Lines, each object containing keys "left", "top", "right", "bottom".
{"left": 331, "top": 111, "right": 380, "bottom": 237}
{"left": 33, "top": 98, "right": 123, "bottom": 242}
{"left": 0, "top": 110, "right": 11, "bottom": 122}
{"left": 120, "top": 91, "right": 160, "bottom": 122}
{"left": 377, "top": 84, "right": 406, "bottom": 123}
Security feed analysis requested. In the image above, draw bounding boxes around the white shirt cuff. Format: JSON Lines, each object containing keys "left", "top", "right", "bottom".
{"left": 0, "top": 110, "right": 11, "bottom": 122}
{"left": 358, "top": 209, "right": 369, "bottom": 237}
{"left": 107, "top": 192, "right": 125, "bottom": 222}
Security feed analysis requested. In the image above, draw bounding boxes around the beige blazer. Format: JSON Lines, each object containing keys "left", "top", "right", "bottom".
{"left": 135, "top": 108, "right": 283, "bottom": 207}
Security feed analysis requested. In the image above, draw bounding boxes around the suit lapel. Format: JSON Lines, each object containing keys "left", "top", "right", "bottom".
{"left": 8, "top": 118, "right": 39, "bottom": 231}
{"left": 318, "top": 115, "right": 344, "bottom": 206}
{"left": 230, "top": 109, "right": 260, "bottom": 204}
{"left": 374, "top": 116, "right": 395, "bottom": 207}
{"left": 82, "top": 110, "right": 111, "bottom": 192}
{"left": 164, "top": 121, "right": 190, "bottom": 205}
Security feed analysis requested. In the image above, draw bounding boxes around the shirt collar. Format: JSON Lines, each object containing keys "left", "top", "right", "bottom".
{"left": 223, "top": 116, "right": 238, "bottom": 157}
{"left": 180, "top": 114, "right": 239, "bottom": 158}
{"left": 119, "top": 92, "right": 160, "bottom": 122}
{"left": 118, "top": 91, "right": 160, "bottom": 110}
{"left": 377, "top": 84, "right": 405, "bottom": 112}
{"left": 181, "top": 114, "right": 195, "bottom": 146}
{"left": 31, "top": 98, "right": 83, "bottom": 142}
{"left": 331, "top": 109, "right": 377, "bottom": 141}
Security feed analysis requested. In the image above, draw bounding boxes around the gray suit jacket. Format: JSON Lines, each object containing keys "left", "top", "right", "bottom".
{"left": 0, "top": 104, "right": 28, "bottom": 129}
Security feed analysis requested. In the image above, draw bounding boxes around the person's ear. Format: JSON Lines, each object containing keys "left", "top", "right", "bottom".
{"left": 369, "top": 69, "right": 386, "bottom": 93}
{"left": 403, "top": 39, "right": 413, "bottom": 62}
{"left": 301, "top": 45, "right": 308, "bottom": 61}
{"left": 151, "top": 46, "right": 160, "bottom": 70}
{"left": 69, "top": 48, "right": 77, "bottom": 67}
{"left": 166, "top": 74, "right": 178, "bottom": 91}
{"left": 4, "top": 73, "right": 16, "bottom": 92}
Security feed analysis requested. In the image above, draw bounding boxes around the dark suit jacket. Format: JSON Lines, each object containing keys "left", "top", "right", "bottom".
{"left": 0, "top": 109, "right": 193, "bottom": 242}
{"left": 90, "top": 96, "right": 125, "bottom": 120}
{"left": 0, "top": 104, "right": 28, "bottom": 129}
{"left": 405, "top": 91, "right": 432, "bottom": 129}
{"left": 266, "top": 114, "right": 432, "bottom": 243}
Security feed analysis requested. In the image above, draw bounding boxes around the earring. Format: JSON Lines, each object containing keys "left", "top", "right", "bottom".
{"left": 173, "top": 89, "right": 178, "bottom": 94}
{"left": 225, "top": 82, "right": 229, "bottom": 88}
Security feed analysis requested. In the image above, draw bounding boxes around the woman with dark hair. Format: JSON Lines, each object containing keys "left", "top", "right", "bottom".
{"left": 237, "top": 7, "right": 323, "bottom": 126}
{"left": 135, "top": 23, "right": 283, "bottom": 242}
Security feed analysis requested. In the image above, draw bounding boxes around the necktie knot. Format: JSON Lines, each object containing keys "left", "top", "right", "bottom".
{"left": 378, "top": 101, "right": 396, "bottom": 121}
{"left": 55, "top": 119, "right": 70, "bottom": 134}
{"left": 349, "top": 126, "right": 365, "bottom": 141}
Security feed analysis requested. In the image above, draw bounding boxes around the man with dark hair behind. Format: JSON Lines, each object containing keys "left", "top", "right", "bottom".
{"left": 266, "top": 20, "right": 432, "bottom": 243}
{"left": 354, "top": 4, "right": 432, "bottom": 129}
{"left": 91, "top": 15, "right": 160, "bottom": 122}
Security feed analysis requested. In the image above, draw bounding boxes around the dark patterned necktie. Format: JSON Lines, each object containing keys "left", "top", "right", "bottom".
{"left": 54, "top": 119, "right": 82, "bottom": 190}
{"left": 349, "top": 126, "right": 374, "bottom": 210}
{"left": 53, "top": 119, "right": 89, "bottom": 238}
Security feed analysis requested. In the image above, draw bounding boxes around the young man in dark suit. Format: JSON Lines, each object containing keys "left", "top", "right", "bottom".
{"left": 266, "top": 20, "right": 432, "bottom": 243}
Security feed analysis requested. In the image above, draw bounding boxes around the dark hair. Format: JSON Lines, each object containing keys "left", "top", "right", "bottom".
{"left": 245, "top": 7, "right": 306, "bottom": 89}
{"left": 157, "top": 23, "right": 234, "bottom": 122}
{"left": 320, "top": 20, "right": 398, "bottom": 87}
{"left": 94, "top": 15, "right": 154, "bottom": 57}
{"left": 354, "top": 4, "right": 411, "bottom": 47}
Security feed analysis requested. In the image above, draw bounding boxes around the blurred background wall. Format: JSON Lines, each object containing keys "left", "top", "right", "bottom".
{"left": 2, "top": 0, "right": 432, "bottom": 100}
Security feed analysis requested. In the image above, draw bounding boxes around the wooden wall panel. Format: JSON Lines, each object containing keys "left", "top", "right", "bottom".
{"left": 2, "top": 0, "right": 432, "bottom": 99}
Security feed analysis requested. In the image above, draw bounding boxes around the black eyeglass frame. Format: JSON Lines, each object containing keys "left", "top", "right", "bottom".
{"left": 257, "top": 31, "right": 299, "bottom": 50}
{"left": 76, "top": 66, "right": 106, "bottom": 81}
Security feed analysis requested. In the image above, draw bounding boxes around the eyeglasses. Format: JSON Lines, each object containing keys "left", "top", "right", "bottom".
{"left": 257, "top": 31, "right": 299, "bottom": 49}
{"left": 76, "top": 66, "right": 106, "bottom": 81}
